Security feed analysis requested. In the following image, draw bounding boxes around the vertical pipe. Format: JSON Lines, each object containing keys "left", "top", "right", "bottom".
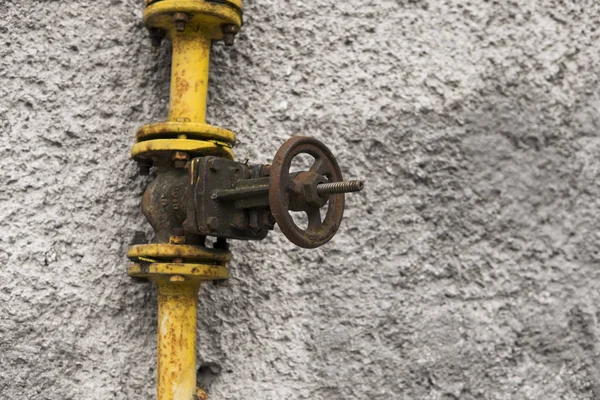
{"left": 131, "top": 2, "right": 242, "bottom": 398}
{"left": 168, "top": 32, "right": 211, "bottom": 124}
{"left": 156, "top": 281, "right": 200, "bottom": 400}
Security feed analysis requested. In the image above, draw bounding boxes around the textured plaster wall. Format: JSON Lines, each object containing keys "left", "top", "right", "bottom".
{"left": 1, "top": 0, "right": 600, "bottom": 399}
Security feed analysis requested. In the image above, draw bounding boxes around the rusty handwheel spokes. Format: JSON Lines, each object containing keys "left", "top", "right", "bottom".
{"left": 269, "top": 136, "right": 346, "bottom": 248}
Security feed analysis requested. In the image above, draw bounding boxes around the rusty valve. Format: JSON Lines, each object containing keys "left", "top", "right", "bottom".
{"left": 270, "top": 136, "right": 364, "bottom": 248}
{"left": 139, "top": 136, "right": 363, "bottom": 249}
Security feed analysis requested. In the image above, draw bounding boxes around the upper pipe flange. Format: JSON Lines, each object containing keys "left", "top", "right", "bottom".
{"left": 131, "top": 138, "right": 234, "bottom": 163}
{"left": 143, "top": 0, "right": 243, "bottom": 39}
{"left": 136, "top": 122, "right": 236, "bottom": 145}
{"left": 131, "top": 122, "right": 236, "bottom": 163}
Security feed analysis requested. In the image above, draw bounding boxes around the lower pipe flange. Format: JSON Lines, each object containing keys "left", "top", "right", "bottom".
{"left": 127, "top": 243, "right": 231, "bottom": 283}
{"left": 143, "top": 0, "right": 243, "bottom": 39}
{"left": 128, "top": 262, "right": 229, "bottom": 282}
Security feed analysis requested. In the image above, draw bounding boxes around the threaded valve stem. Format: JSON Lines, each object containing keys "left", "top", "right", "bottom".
{"left": 316, "top": 180, "right": 364, "bottom": 196}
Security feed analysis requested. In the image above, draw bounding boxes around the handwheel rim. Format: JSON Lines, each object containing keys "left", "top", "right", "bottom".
{"left": 269, "top": 136, "right": 345, "bottom": 248}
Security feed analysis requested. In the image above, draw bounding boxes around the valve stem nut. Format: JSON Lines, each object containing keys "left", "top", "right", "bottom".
{"left": 173, "top": 12, "right": 189, "bottom": 32}
{"left": 221, "top": 24, "right": 239, "bottom": 46}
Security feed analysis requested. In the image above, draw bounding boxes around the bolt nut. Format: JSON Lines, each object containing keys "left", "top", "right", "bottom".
{"left": 208, "top": 158, "right": 220, "bottom": 172}
{"left": 301, "top": 172, "right": 328, "bottom": 208}
{"left": 221, "top": 24, "right": 239, "bottom": 46}
{"left": 169, "top": 235, "right": 186, "bottom": 245}
{"left": 195, "top": 388, "right": 209, "bottom": 400}
{"left": 173, "top": 151, "right": 189, "bottom": 169}
{"left": 173, "top": 151, "right": 188, "bottom": 161}
{"left": 207, "top": 216, "right": 219, "bottom": 232}
{"left": 173, "top": 12, "right": 189, "bottom": 32}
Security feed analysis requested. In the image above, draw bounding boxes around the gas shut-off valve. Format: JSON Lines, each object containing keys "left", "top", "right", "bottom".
{"left": 144, "top": 136, "right": 364, "bottom": 249}
{"left": 127, "top": 1, "right": 363, "bottom": 397}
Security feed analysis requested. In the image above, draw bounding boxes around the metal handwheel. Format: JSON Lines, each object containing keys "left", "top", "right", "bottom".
{"left": 269, "top": 136, "right": 346, "bottom": 248}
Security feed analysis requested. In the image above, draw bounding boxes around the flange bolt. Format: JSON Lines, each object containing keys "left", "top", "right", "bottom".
{"left": 221, "top": 24, "right": 239, "bottom": 46}
{"left": 316, "top": 180, "right": 364, "bottom": 196}
{"left": 173, "top": 12, "right": 189, "bottom": 32}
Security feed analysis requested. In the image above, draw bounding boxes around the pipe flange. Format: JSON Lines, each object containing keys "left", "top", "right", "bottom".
{"left": 128, "top": 243, "right": 231, "bottom": 264}
{"left": 136, "top": 122, "right": 236, "bottom": 146}
{"left": 144, "top": 0, "right": 243, "bottom": 39}
{"left": 128, "top": 244, "right": 231, "bottom": 282}
{"left": 128, "top": 262, "right": 229, "bottom": 282}
{"left": 131, "top": 138, "right": 234, "bottom": 162}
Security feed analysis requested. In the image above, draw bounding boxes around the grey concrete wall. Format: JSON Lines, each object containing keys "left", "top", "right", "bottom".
{"left": 1, "top": 0, "right": 600, "bottom": 399}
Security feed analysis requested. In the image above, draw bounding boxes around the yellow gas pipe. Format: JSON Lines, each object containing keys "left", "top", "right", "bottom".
{"left": 168, "top": 32, "right": 211, "bottom": 123}
{"left": 156, "top": 280, "right": 200, "bottom": 399}
{"left": 127, "top": 1, "right": 243, "bottom": 399}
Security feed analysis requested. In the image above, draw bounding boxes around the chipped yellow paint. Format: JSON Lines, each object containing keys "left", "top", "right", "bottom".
{"left": 169, "top": 33, "right": 211, "bottom": 123}
{"left": 156, "top": 281, "right": 199, "bottom": 400}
